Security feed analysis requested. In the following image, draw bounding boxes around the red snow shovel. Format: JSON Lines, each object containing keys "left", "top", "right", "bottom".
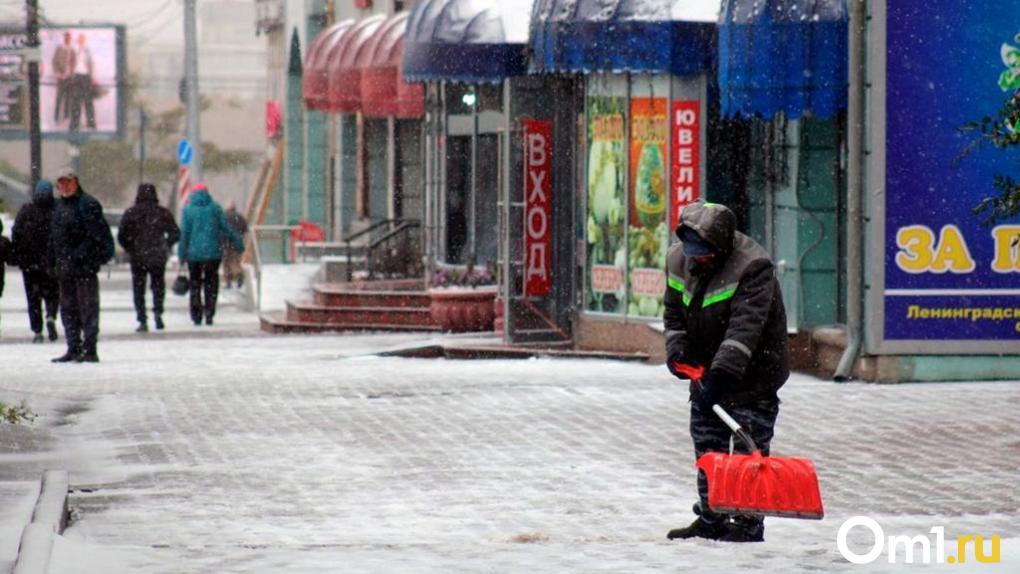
{"left": 672, "top": 362, "right": 824, "bottom": 520}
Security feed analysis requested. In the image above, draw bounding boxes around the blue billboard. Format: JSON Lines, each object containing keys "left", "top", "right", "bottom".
{"left": 885, "top": 1, "right": 1020, "bottom": 341}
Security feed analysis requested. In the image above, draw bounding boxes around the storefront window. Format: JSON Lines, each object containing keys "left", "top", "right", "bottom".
{"left": 584, "top": 74, "right": 681, "bottom": 319}
{"left": 627, "top": 75, "right": 670, "bottom": 318}
{"left": 585, "top": 76, "right": 628, "bottom": 314}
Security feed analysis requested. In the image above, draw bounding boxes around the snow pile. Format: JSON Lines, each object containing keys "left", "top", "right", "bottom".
{"left": 254, "top": 263, "right": 320, "bottom": 312}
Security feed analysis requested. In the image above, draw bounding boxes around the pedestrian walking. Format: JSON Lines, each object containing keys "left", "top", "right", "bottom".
{"left": 117, "top": 183, "right": 180, "bottom": 333}
{"left": 11, "top": 179, "right": 61, "bottom": 343}
{"left": 0, "top": 218, "right": 13, "bottom": 336}
{"left": 177, "top": 184, "right": 243, "bottom": 326}
{"left": 50, "top": 171, "right": 114, "bottom": 363}
{"left": 663, "top": 201, "right": 789, "bottom": 543}
{"left": 221, "top": 201, "right": 248, "bottom": 289}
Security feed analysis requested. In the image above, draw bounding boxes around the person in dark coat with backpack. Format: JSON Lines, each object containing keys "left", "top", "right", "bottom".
{"left": 11, "top": 179, "right": 60, "bottom": 343}
{"left": 118, "top": 183, "right": 180, "bottom": 332}
{"left": 663, "top": 201, "right": 789, "bottom": 543}
{"left": 50, "top": 171, "right": 114, "bottom": 363}
{"left": 178, "top": 183, "right": 243, "bottom": 326}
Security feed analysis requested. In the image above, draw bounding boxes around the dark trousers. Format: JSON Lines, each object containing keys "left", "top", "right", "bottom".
{"left": 691, "top": 398, "right": 779, "bottom": 529}
{"left": 188, "top": 260, "right": 221, "bottom": 323}
{"left": 59, "top": 274, "right": 100, "bottom": 355}
{"left": 69, "top": 74, "right": 96, "bottom": 131}
{"left": 131, "top": 260, "right": 166, "bottom": 323}
{"left": 23, "top": 269, "right": 60, "bottom": 334}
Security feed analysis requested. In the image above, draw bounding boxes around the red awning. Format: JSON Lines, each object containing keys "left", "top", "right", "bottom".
{"left": 326, "top": 14, "right": 386, "bottom": 114}
{"left": 302, "top": 20, "right": 355, "bottom": 110}
{"left": 361, "top": 12, "right": 425, "bottom": 119}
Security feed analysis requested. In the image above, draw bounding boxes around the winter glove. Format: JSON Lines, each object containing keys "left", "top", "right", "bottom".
{"left": 667, "top": 351, "right": 703, "bottom": 381}
{"left": 690, "top": 368, "right": 738, "bottom": 410}
{"left": 670, "top": 360, "right": 704, "bottom": 382}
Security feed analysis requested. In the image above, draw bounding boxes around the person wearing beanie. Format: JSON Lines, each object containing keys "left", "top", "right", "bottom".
{"left": 118, "top": 183, "right": 180, "bottom": 332}
{"left": 663, "top": 201, "right": 790, "bottom": 543}
{"left": 177, "top": 183, "right": 243, "bottom": 326}
{"left": 11, "top": 179, "right": 61, "bottom": 343}
{"left": 50, "top": 171, "right": 114, "bottom": 363}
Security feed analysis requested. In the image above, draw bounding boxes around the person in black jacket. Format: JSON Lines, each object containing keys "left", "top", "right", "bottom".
{"left": 0, "top": 218, "right": 12, "bottom": 336}
{"left": 12, "top": 180, "right": 61, "bottom": 343}
{"left": 118, "top": 183, "right": 180, "bottom": 332}
{"left": 663, "top": 201, "right": 789, "bottom": 543}
{"left": 50, "top": 171, "right": 114, "bottom": 363}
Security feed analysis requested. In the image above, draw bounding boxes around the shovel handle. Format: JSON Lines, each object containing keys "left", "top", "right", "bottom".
{"left": 712, "top": 404, "right": 759, "bottom": 453}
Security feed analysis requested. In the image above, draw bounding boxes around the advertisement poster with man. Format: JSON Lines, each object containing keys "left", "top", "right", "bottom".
{"left": 39, "top": 27, "right": 120, "bottom": 135}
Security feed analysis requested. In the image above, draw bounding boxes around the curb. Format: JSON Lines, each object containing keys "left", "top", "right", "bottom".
{"left": 13, "top": 470, "right": 69, "bottom": 574}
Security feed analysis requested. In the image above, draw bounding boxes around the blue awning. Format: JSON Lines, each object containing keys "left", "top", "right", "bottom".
{"left": 719, "top": 0, "right": 848, "bottom": 119}
{"left": 529, "top": 0, "right": 719, "bottom": 75}
{"left": 403, "top": 0, "right": 534, "bottom": 83}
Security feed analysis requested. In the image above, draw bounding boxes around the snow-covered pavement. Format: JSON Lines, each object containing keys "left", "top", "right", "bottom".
{"left": 1, "top": 268, "right": 1018, "bottom": 573}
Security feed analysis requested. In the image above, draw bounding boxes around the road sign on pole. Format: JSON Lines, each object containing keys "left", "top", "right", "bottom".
{"left": 177, "top": 138, "right": 193, "bottom": 166}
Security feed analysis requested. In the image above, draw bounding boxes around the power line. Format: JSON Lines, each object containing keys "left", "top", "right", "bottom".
{"left": 126, "top": 0, "right": 175, "bottom": 28}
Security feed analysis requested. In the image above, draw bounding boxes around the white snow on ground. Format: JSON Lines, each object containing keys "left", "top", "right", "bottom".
{"left": 2, "top": 337, "right": 1018, "bottom": 572}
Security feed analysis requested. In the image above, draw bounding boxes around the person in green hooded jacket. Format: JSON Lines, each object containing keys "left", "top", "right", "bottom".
{"left": 178, "top": 183, "right": 243, "bottom": 326}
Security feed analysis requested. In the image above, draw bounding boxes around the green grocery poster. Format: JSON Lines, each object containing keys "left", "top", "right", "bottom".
{"left": 628, "top": 98, "right": 668, "bottom": 318}
{"left": 586, "top": 96, "right": 626, "bottom": 313}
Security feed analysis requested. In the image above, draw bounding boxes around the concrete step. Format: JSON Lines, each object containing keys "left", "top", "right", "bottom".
{"left": 260, "top": 313, "right": 441, "bottom": 334}
{"left": 317, "top": 278, "right": 426, "bottom": 292}
{"left": 285, "top": 302, "right": 437, "bottom": 328}
{"left": 313, "top": 288, "right": 432, "bottom": 308}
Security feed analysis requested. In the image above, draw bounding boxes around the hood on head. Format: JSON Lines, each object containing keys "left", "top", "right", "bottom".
{"left": 33, "top": 179, "right": 55, "bottom": 208}
{"left": 189, "top": 183, "right": 212, "bottom": 206}
{"left": 676, "top": 201, "right": 737, "bottom": 256}
{"left": 136, "top": 183, "right": 159, "bottom": 205}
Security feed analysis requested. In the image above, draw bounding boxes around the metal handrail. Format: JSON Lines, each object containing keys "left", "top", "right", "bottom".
{"left": 343, "top": 218, "right": 419, "bottom": 281}
{"left": 364, "top": 220, "right": 421, "bottom": 280}
{"left": 251, "top": 224, "right": 301, "bottom": 311}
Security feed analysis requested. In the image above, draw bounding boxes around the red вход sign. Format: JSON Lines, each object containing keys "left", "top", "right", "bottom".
{"left": 524, "top": 119, "right": 552, "bottom": 298}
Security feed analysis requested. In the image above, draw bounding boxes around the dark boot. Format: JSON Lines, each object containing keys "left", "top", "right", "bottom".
{"left": 154, "top": 315, "right": 164, "bottom": 330}
{"left": 46, "top": 319, "right": 58, "bottom": 342}
{"left": 76, "top": 352, "right": 99, "bottom": 363}
{"left": 52, "top": 352, "right": 79, "bottom": 363}
{"left": 719, "top": 518, "right": 764, "bottom": 543}
{"left": 667, "top": 516, "right": 729, "bottom": 541}
{"left": 136, "top": 322, "right": 148, "bottom": 333}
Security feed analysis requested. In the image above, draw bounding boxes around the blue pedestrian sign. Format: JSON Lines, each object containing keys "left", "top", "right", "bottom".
{"left": 177, "top": 139, "right": 193, "bottom": 165}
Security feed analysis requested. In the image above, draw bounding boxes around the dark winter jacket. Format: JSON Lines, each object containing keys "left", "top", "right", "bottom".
{"left": 178, "top": 188, "right": 244, "bottom": 263}
{"left": 11, "top": 182, "right": 56, "bottom": 273}
{"left": 50, "top": 185, "right": 115, "bottom": 279}
{"left": 117, "top": 184, "right": 180, "bottom": 268}
{"left": 0, "top": 219, "right": 11, "bottom": 296}
{"left": 663, "top": 201, "right": 789, "bottom": 404}
{"left": 222, "top": 208, "right": 248, "bottom": 255}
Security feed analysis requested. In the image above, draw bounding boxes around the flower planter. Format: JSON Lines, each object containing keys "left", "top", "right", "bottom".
{"left": 428, "top": 286, "right": 498, "bottom": 332}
